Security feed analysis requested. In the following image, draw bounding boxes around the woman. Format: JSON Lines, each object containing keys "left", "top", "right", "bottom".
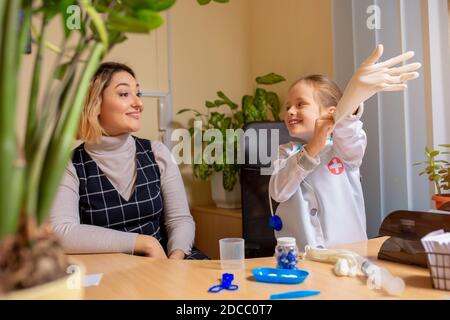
{"left": 50, "top": 62, "right": 207, "bottom": 260}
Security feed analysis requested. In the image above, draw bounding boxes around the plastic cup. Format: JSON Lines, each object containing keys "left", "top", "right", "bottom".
{"left": 219, "top": 238, "right": 245, "bottom": 270}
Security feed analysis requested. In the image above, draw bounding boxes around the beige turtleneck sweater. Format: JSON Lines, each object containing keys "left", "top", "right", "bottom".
{"left": 50, "top": 134, "right": 195, "bottom": 255}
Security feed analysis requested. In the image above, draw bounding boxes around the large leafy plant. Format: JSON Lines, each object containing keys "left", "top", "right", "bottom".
{"left": 414, "top": 144, "right": 450, "bottom": 195}
{"left": 0, "top": 0, "right": 226, "bottom": 294}
{"left": 177, "top": 73, "right": 285, "bottom": 191}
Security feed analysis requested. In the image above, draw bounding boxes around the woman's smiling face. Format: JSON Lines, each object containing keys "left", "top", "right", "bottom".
{"left": 284, "top": 81, "right": 322, "bottom": 141}
{"left": 99, "top": 71, "right": 144, "bottom": 136}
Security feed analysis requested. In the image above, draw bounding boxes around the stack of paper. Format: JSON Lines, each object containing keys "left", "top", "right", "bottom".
{"left": 421, "top": 230, "right": 450, "bottom": 290}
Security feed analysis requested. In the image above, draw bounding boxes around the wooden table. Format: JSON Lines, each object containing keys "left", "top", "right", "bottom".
{"left": 72, "top": 237, "right": 449, "bottom": 299}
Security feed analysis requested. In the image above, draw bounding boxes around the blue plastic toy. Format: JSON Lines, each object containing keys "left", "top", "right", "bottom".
{"left": 252, "top": 268, "right": 309, "bottom": 284}
{"left": 208, "top": 273, "right": 239, "bottom": 293}
{"left": 270, "top": 290, "right": 320, "bottom": 300}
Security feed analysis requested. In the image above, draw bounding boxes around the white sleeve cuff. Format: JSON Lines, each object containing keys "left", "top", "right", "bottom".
{"left": 296, "top": 148, "right": 320, "bottom": 171}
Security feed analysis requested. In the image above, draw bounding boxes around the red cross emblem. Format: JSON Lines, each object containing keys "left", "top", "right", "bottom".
{"left": 327, "top": 157, "right": 344, "bottom": 175}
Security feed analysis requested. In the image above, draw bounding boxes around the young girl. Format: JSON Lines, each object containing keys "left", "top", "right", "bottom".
{"left": 269, "top": 45, "right": 421, "bottom": 249}
{"left": 269, "top": 75, "right": 367, "bottom": 249}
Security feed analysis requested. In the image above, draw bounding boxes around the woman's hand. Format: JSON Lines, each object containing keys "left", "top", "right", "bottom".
{"left": 305, "top": 107, "right": 336, "bottom": 157}
{"left": 133, "top": 234, "right": 167, "bottom": 259}
{"left": 169, "top": 249, "right": 186, "bottom": 260}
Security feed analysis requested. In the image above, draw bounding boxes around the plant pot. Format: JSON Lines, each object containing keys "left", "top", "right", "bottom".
{"left": 211, "top": 171, "right": 241, "bottom": 209}
{"left": 4, "top": 259, "right": 85, "bottom": 300}
{"left": 432, "top": 194, "right": 450, "bottom": 210}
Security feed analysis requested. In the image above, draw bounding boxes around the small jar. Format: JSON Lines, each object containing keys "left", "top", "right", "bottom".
{"left": 275, "top": 237, "right": 298, "bottom": 269}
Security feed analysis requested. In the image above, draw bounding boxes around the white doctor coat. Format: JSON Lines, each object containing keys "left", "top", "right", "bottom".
{"left": 269, "top": 106, "right": 368, "bottom": 249}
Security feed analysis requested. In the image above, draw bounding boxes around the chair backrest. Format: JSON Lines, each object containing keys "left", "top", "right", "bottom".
{"left": 240, "top": 121, "right": 301, "bottom": 257}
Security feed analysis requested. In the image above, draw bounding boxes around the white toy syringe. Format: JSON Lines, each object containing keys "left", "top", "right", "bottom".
{"left": 303, "top": 246, "right": 405, "bottom": 296}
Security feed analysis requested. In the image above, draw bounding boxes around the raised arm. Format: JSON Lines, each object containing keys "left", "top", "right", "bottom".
{"left": 332, "top": 104, "right": 367, "bottom": 168}
{"left": 333, "top": 44, "right": 421, "bottom": 124}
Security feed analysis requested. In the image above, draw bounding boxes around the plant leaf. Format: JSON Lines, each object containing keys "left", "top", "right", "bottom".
{"left": 254, "top": 88, "right": 267, "bottom": 120}
{"left": 107, "top": 11, "right": 163, "bottom": 33}
{"left": 221, "top": 117, "right": 231, "bottom": 134}
{"left": 177, "top": 108, "right": 201, "bottom": 116}
{"left": 223, "top": 164, "right": 237, "bottom": 191}
{"left": 256, "top": 72, "right": 286, "bottom": 85}
{"left": 208, "top": 112, "right": 225, "bottom": 129}
{"left": 205, "top": 100, "right": 217, "bottom": 108}
{"left": 197, "top": 162, "right": 212, "bottom": 180}
{"left": 242, "top": 95, "right": 258, "bottom": 123}
{"left": 233, "top": 110, "right": 244, "bottom": 128}
{"left": 217, "top": 91, "right": 238, "bottom": 110}
{"left": 81, "top": 0, "right": 109, "bottom": 52}
{"left": 120, "top": 0, "right": 176, "bottom": 11}
{"left": 432, "top": 174, "right": 441, "bottom": 182}
{"left": 54, "top": 62, "right": 71, "bottom": 81}
{"left": 197, "top": 0, "right": 212, "bottom": 5}
{"left": 430, "top": 150, "right": 440, "bottom": 157}
{"left": 265, "top": 91, "right": 281, "bottom": 121}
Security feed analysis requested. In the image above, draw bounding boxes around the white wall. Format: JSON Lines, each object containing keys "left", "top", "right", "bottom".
{"left": 249, "top": 0, "right": 334, "bottom": 111}
{"left": 170, "top": 0, "right": 253, "bottom": 206}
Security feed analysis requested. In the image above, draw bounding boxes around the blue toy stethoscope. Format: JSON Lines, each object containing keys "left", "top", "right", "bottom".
{"left": 268, "top": 190, "right": 283, "bottom": 231}
{"left": 268, "top": 143, "right": 304, "bottom": 232}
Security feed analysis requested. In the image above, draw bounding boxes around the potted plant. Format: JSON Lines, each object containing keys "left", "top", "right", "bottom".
{"left": 177, "top": 73, "right": 285, "bottom": 208}
{"left": 1, "top": 0, "right": 232, "bottom": 299}
{"left": 414, "top": 144, "right": 450, "bottom": 210}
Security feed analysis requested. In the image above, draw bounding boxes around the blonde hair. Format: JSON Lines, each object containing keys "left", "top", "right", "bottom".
{"left": 77, "top": 62, "right": 136, "bottom": 144}
{"left": 290, "top": 74, "right": 342, "bottom": 110}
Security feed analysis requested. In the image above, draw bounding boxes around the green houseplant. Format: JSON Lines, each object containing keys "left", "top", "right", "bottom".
{"left": 414, "top": 144, "right": 450, "bottom": 209}
{"left": 0, "top": 0, "right": 227, "bottom": 298}
{"left": 177, "top": 73, "right": 285, "bottom": 207}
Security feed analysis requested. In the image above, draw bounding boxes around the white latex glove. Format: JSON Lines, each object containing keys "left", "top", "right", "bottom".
{"left": 334, "top": 258, "right": 358, "bottom": 277}
{"left": 304, "top": 246, "right": 362, "bottom": 277}
{"left": 333, "top": 44, "right": 421, "bottom": 124}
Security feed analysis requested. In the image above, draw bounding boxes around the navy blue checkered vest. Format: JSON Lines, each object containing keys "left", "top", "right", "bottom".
{"left": 72, "top": 136, "right": 164, "bottom": 242}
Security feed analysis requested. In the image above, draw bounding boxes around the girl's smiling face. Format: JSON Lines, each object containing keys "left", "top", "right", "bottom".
{"left": 284, "top": 81, "right": 322, "bottom": 141}
{"left": 99, "top": 71, "right": 144, "bottom": 136}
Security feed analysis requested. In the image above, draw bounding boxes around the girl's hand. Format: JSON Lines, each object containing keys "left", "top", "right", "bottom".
{"left": 134, "top": 234, "right": 168, "bottom": 259}
{"left": 333, "top": 44, "right": 421, "bottom": 124}
{"left": 169, "top": 249, "right": 186, "bottom": 260}
{"left": 305, "top": 107, "right": 336, "bottom": 157}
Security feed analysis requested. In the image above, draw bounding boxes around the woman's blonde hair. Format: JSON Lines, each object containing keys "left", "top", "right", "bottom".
{"left": 290, "top": 74, "right": 342, "bottom": 110}
{"left": 77, "top": 62, "right": 136, "bottom": 144}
